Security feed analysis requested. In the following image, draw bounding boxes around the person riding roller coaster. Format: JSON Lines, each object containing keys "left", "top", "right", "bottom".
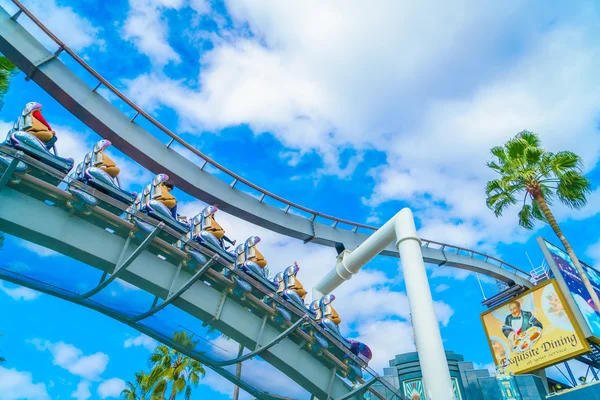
{"left": 205, "top": 208, "right": 236, "bottom": 247}
{"left": 96, "top": 147, "right": 119, "bottom": 178}
{"left": 156, "top": 181, "right": 187, "bottom": 222}
{"left": 25, "top": 105, "right": 57, "bottom": 150}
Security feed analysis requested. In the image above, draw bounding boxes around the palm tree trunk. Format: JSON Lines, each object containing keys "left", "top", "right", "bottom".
{"left": 232, "top": 362, "right": 242, "bottom": 400}
{"left": 233, "top": 343, "right": 244, "bottom": 400}
{"left": 534, "top": 194, "right": 600, "bottom": 313}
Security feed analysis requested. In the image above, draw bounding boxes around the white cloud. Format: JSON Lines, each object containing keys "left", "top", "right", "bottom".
{"left": 355, "top": 320, "right": 415, "bottom": 371}
{"left": 123, "top": 0, "right": 185, "bottom": 65}
{"left": 18, "top": 240, "right": 59, "bottom": 257}
{"left": 71, "top": 381, "right": 91, "bottom": 400}
{"left": 124, "top": 1, "right": 589, "bottom": 181}
{"left": 365, "top": 9, "right": 600, "bottom": 247}
{"left": 587, "top": 239, "right": 600, "bottom": 267}
{"left": 0, "top": 0, "right": 104, "bottom": 52}
{"left": 434, "top": 284, "right": 450, "bottom": 293}
{"left": 122, "top": 0, "right": 600, "bottom": 251}
{"left": 115, "top": 1, "right": 600, "bottom": 276}
{"left": 0, "top": 282, "right": 41, "bottom": 301}
{"left": 190, "top": 0, "right": 211, "bottom": 14}
{"left": 473, "top": 362, "right": 495, "bottom": 374}
{"left": 30, "top": 339, "right": 109, "bottom": 381}
{"left": 0, "top": 366, "right": 50, "bottom": 400}
{"left": 97, "top": 378, "right": 126, "bottom": 399}
{"left": 123, "top": 334, "right": 158, "bottom": 351}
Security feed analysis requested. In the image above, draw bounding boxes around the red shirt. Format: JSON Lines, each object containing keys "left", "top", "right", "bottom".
{"left": 32, "top": 110, "right": 51, "bottom": 130}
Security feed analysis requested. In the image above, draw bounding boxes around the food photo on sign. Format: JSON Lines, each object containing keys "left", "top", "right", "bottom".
{"left": 481, "top": 279, "right": 590, "bottom": 374}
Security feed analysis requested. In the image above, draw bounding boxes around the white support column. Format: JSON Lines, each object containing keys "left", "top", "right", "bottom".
{"left": 313, "top": 208, "right": 455, "bottom": 400}
{"left": 394, "top": 209, "right": 454, "bottom": 400}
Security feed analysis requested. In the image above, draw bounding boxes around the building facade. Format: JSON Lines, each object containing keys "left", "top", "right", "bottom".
{"left": 370, "top": 351, "right": 548, "bottom": 400}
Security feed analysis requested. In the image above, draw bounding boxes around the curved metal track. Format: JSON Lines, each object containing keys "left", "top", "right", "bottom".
{"left": 0, "top": 182, "right": 357, "bottom": 400}
{"left": 0, "top": 1, "right": 531, "bottom": 289}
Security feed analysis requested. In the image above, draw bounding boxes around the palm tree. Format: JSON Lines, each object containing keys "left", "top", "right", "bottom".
{"left": 0, "top": 56, "right": 18, "bottom": 108}
{"left": 121, "top": 369, "right": 163, "bottom": 400}
{"left": 485, "top": 130, "right": 600, "bottom": 312}
{"left": 149, "top": 331, "right": 206, "bottom": 400}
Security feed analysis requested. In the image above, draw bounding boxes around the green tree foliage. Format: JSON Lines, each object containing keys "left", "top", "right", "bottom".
{"left": 121, "top": 369, "right": 163, "bottom": 400}
{"left": 0, "top": 56, "right": 18, "bottom": 108}
{"left": 485, "top": 130, "right": 600, "bottom": 311}
{"left": 148, "top": 331, "right": 205, "bottom": 400}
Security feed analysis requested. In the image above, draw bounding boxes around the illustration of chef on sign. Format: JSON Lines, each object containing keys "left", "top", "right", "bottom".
{"left": 502, "top": 300, "right": 544, "bottom": 341}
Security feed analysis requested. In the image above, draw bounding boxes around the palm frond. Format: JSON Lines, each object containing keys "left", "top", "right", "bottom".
{"left": 0, "top": 56, "right": 16, "bottom": 73}
{"left": 557, "top": 170, "right": 591, "bottom": 209}
{"left": 516, "top": 130, "right": 541, "bottom": 147}
{"left": 552, "top": 151, "right": 584, "bottom": 174}
{"left": 517, "top": 204, "right": 536, "bottom": 230}
{"left": 490, "top": 146, "right": 507, "bottom": 162}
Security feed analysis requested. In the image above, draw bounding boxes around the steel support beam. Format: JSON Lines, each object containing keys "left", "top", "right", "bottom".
{"left": 0, "top": 156, "right": 20, "bottom": 191}
{"left": 129, "top": 255, "right": 218, "bottom": 322}
{"left": 211, "top": 317, "right": 305, "bottom": 367}
{"left": 335, "top": 378, "right": 377, "bottom": 400}
{"left": 74, "top": 225, "right": 161, "bottom": 300}
{"left": 0, "top": 187, "right": 354, "bottom": 399}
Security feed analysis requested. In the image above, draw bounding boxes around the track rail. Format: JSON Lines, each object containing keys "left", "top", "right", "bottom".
{"left": 2, "top": 0, "right": 530, "bottom": 285}
{"left": 0, "top": 147, "right": 405, "bottom": 399}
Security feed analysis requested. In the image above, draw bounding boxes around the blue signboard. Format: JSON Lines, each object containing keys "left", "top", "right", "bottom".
{"left": 539, "top": 239, "right": 600, "bottom": 339}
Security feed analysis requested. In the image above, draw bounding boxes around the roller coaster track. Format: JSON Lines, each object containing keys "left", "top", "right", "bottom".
{"left": 0, "top": 148, "right": 400, "bottom": 400}
{"left": 0, "top": 0, "right": 532, "bottom": 289}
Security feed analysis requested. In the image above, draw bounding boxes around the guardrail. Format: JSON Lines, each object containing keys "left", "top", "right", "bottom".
{"left": 7, "top": 0, "right": 530, "bottom": 280}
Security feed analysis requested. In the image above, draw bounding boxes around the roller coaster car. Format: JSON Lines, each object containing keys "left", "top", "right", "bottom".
{"left": 317, "top": 294, "right": 372, "bottom": 364}
{"left": 129, "top": 174, "right": 189, "bottom": 235}
{"left": 5, "top": 103, "right": 73, "bottom": 175}
{"left": 278, "top": 264, "right": 316, "bottom": 316}
{"left": 237, "top": 236, "right": 278, "bottom": 291}
{"left": 73, "top": 140, "right": 136, "bottom": 205}
{"left": 4, "top": 131, "right": 73, "bottom": 175}
{"left": 188, "top": 206, "right": 235, "bottom": 263}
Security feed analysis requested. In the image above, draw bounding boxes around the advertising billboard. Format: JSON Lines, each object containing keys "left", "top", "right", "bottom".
{"left": 481, "top": 279, "right": 589, "bottom": 374}
{"left": 538, "top": 238, "right": 600, "bottom": 341}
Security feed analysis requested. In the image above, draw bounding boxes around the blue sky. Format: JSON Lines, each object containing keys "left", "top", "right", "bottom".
{"left": 2, "top": 0, "right": 600, "bottom": 399}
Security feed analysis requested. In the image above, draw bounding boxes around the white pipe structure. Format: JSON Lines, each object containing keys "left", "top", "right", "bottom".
{"left": 313, "top": 208, "right": 455, "bottom": 400}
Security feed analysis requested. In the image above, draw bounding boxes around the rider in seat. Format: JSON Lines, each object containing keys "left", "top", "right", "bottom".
{"left": 248, "top": 243, "right": 267, "bottom": 269}
{"left": 205, "top": 209, "right": 236, "bottom": 247}
{"left": 156, "top": 181, "right": 187, "bottom": 222}
{"left": 96, "top": 148, "right": 119, "bottom": 178}
{"left": 322, "top": 295, "right": 342, "bottom": 325}
{"left": 286, "top": 262, "right": 307, "bottom": 300}
{"left": 24, "top": 103, "right": 57, "bottom": 149}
